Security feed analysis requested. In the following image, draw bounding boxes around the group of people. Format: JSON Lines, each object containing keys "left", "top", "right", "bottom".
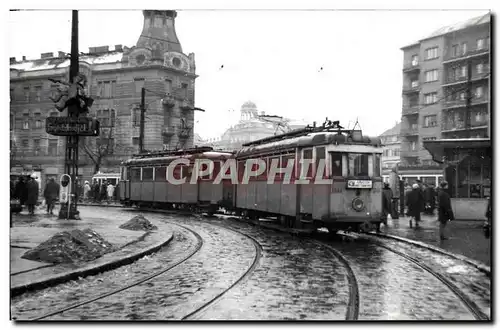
{"left": 82, "top": 180, "right": 116, "bottom": 204}
{"left": 380, "top": 179, "right": 456, "bottom": 240}
{"left": 10, "top": 175, "right": 60, "bottom": 215}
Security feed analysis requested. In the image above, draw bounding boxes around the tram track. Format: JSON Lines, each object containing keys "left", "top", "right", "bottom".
{"left": 335, "top": 231, "right": 489, "bottom": 321}
{"left": 30, "top": 222, "right": 204, "bottom": 321}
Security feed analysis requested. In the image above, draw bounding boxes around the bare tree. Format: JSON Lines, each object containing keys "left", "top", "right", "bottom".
{"left": 80, "top": 126, "right": 120, "bottom": 174}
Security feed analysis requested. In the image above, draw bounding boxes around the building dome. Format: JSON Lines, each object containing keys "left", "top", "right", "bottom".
{"left": 241, "top": 101, "right": 257, "bottom": 110}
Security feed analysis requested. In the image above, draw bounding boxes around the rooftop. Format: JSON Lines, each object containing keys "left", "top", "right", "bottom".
{"left": 379, "top": 122, "right": 401, "bottom": 137}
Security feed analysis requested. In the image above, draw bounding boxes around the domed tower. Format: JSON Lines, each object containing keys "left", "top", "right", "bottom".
{"left": 240, "top": 101, "right": 258, "bottom": 121}
{"left": 136, "top": 10, "right": 182, "bottom": 57}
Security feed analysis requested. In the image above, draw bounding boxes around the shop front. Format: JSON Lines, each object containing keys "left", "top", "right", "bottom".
{"left": 424, "top": 138, "right": 491, "bottom": 220}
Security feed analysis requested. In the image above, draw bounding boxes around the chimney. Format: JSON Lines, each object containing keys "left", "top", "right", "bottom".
{"left": 10, "top": 57, "right": 16, "bottom": 64}
{"left": 58, "top": 51, "right": 66, "bottom": 58}
{"left": 22, "top": 56, "right": 26, "bottom": 61}
{"left": 115, "top": 44, "right": 123, "bottom": 51}
{"left": 41, "top": 52, "right": 54, "bottom": 59}
{"left": 94, "top": 46, "right": 109, "bottom": 53}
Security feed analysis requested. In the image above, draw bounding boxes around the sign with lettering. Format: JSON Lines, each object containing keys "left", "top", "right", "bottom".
{"left": 347, "top": 180, "right": 373, "bottom": 189}
{"left": 46, "top": 117, "right": 99, "bottom": 136}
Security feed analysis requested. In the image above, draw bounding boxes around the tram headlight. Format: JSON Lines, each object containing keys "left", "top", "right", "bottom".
{"left": 352, "top": 198, "right": 364, "bottom": 212}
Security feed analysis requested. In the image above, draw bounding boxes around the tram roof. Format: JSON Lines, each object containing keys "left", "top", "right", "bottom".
{"left": 236, "top": 131, "right": 382, "bottom": 158}
{"left": 122, "top": 150, "right": 234, "bottom": 166}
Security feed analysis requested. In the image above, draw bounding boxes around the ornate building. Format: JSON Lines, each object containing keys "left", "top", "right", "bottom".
{"left": 10, "top": 10, "right": 196, "bottom": 186}
{"left": 202, "top": 101, "right": 308, "bottom": 151}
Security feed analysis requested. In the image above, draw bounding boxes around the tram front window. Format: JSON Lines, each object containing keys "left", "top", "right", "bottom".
{"left": 348, "top": 153, "right": 369, "bottom": 177}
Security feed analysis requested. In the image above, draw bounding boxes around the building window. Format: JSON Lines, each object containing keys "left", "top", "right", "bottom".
{"left": 97, "top": 109, "right": 116, "bottom": 127}
{"left": 34, "top": 86, "right": 42, "bottom": 102}
{"left": 132, "top": 137, "right": 139, "bottom": 145}
{"left": 394, "top": 148, "right": 400, "bottom": 156}
{"left": 451, "top": 44, "right": 459, "bottom": 57}
{"left": 181, "top": 83, "right": 188, "bottom": 99}
{"left": 424, "top": 92, "right": 438, "bottom": 104}
{"left": 423, "top": 137, "right": 437, "bottom": 141}
{"left": 477, "top": 38, "right": 485, "bottom": 50}
{"left": 97, "top": 137, "right": 115, "bottom": 154}
{"left": 21, "top": 139, "right": 29, "bottom": 149}
{"left": 97, "top": 80, "right": 116, "bottom": 98}
{"left": 476, "top": 63, "right": 484, "bottom": 74}
{"left": 22, "top": 113, "right": 29, "bottom": 129}
{"left": 410, "top": 80, "right": 419, "bottom": 88}
{"left": 475, "top": 86, "right": 484, "bottom": 98}
{"left": 165, "top": 79, "right": 172, "bottom": 94}
{"left": 24, "top": 87, "right": 30, "bottom": 102}
{"left": 410, "top": 141, "right": 417, "bottom": 151}
{"left": 425, "top": 69, "right": 438, "bottom": 82}
{"left": 423, "top": 115, "right": 437, "bottom": 127}
{"left": 459, "top": 92, "right": 466, "bottom": 100}
{"left": 35, "top": 120, "right": 42, "bottom": 129}
{"left": 461, "top": 65, "right": 467, "bottom": 77}
{"left": 425, "top": 47, "right": 438, "bottom": 60}
{"left": 33, "top": 139, "right": 41, "bottom": 156}
{"left": 461, "top": 42, "right": 467, "bottom": 55}
{"left": 134, "top": 78, "right": 145, "bottom": 94}
{"left": 132, "top": 108, "right": 140, "bottom": 127}
{"left": 48, "top": 139, "right": 58, "bottom": 156}
{"left": 411, "top": 55, "right": 418, "bottom": 66}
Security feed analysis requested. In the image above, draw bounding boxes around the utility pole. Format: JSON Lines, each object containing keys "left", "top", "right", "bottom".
{"left": 465, "top": 59, "right": 472, "bottom": 138}
{"left": 139, "top": 87, "right": 146, "bottom": 153}
{"left": 59, "top": 10, "right": 80, "bottom": 219}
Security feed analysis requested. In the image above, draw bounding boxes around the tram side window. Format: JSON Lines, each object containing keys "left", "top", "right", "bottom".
{"left": 348, "top": 153, "right": 369, "bottom": 177}
{"left": 142, "top": 168, "right": 154, "bottom": 181}
{"left": 373, "top": 154, "right": 381, "bottom": 177}
{"left": 155, "top": 166, "right": 167, "bottom": 181}
{"left": 330, "top": 153, "right": 343, "bottom": 177}
{"left": 131, "top": 168, "right": 141, "bottom": 181}
{"left": 315, "top": 147, "right": 326, "bottom": 177}
{"left": 301, "top": 149, "right": 313, "bottom": 178}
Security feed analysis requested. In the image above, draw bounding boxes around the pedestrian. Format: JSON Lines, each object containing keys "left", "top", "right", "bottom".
{"left": 100, "top": 181, "right": 108, "bottom": 203}
{"left": 83, "top": 181, "right": 91, "bottom": 201}
{"left": 437, "top": 181, "right": 454, "bottom": 240}
{"left": 484, "top": 196, "right": 491, "bottom": 238}
{"left": 381, "top": 182, "right": 393, "bottom": 226}
{"left": 106, "top": 182, "right": 115, "bottom": 204}
{"left": 424, "top": 183, "right": 436, "bottom": 215}
{"left": 406, "top": 183, "right": 424, "bottom": 228}
{"left": 93, "top": 181, "right": 101, "bottom": 203}
{"left": 26, "top": 175, "right": 39, "bottom": 215}
{"left": 15, "top": 176, "right": 27, "bottom": 207}
{"left": 43, "top": 177, "right": 60, "bottom": 215}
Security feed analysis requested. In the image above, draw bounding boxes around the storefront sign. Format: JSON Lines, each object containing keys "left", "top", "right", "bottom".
{"left": 347, "top": 180, "right": 373, "bottom": 189}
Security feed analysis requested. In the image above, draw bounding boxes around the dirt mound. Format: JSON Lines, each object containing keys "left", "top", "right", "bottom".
{"left": 21, "top": 229, "right": 114, "bottom": 264}
{"left": 119, "top": 215, "right": 158, "bottom": 231}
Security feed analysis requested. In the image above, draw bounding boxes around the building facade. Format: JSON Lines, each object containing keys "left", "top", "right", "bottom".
{"left": 401, "top": 13, "right": 491, "bottom": 219}
{"left": 400, "top": 13, "right": 490, "bottom": 165}
{"left": 200, "top": 101, "right": 308, "bottom": 151}
{"left": 379, "top": 121, "right": 402, "bottom": 175}
{"left": 10, "top": 10, "right": 196, "bottom": 186}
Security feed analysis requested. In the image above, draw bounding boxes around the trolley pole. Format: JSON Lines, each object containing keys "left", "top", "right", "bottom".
{"left": 139, "top": 87, "right": 146, "bottom": 153}
{"left": 59, "top": 10, "right": 80, "bottom": 220}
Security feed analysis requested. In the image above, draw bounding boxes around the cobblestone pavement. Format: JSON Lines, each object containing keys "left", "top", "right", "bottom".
{"left": 381, "top": 215, "right": 490, "bottom": 266}
{"left": 11, "top": 207, "right": 492, "bottom": 321}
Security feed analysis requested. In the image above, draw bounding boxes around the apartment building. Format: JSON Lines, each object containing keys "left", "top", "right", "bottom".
{"left": 379, "top": 121, "right": 401, "bottom": 175}
{"left": 400, "top": 13, "right": 490, "bottom": 165}
{"left": 10, "top": 10, "right": 197, "bottom": 186}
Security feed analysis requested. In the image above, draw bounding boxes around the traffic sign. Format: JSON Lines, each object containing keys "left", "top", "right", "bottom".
{"left": 46, "top": 117, "right": 100, "bottom": 136}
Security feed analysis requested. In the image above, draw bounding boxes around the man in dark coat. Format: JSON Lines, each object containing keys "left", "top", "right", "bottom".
{"left": 437, "top": 181, "right": 454, "bottom": 240}
{"left": 406, "top": 183, "right": 424, "bottom": 228}
{"left": 93, "top": 181, "right": 101, "bottom": 203}
{"left": 15, "top": 176, "right": 27, "bottom": 206}
{"left": 44, "top": 178, "right": 60, "bottom": 215}
{"left": 26, "top": 175, "right": 39, "bottom": 215}
{"left": 381, "top": 182, "right": 393, "bottom": 226}
{"left": 424, "top": 183, "right": 436, "bottom": 215}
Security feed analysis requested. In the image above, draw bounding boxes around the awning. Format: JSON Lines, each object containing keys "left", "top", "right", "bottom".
{"left": 423, "top": 138, "right": 491, "bottom": 164}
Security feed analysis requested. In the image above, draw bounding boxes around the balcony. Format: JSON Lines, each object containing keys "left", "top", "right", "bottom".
{"left": 402, "top": 104, "right": 419, "bottom": 116}
{"left": 442, "top": 120, "right": 488, "bottom": 133}
{"left": 443, "top": 47, "right": 490, "bottom": 64}
{"left": 401, "top": 150, "right": 419, "bottom": 158}
{"left": 161, "top": 126, "right": 175, "bottom": 137}
{"left": 400, "top": 125, "right": 419, "bottom": 136}
{"left": 172, "top": 88, "right": 187, "bottom": 101}
{"left": 162, "top": 96, "right": 175, "bottom": 108}
{"left": 442, "top": 96, "right": 489, "bottom": 110}
{"left": 442, "top": 71, "right": 490, "bottom": 87}
{"left": 402, "top": 82, "right": 420, "bottom": 94}
{"left": 180, "top": 100, "right": 193, "bottom": 111}
{"left": 403, "top": 61, "right": 420, "bottom": 72}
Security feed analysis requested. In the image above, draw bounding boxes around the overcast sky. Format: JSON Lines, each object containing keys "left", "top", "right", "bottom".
{"left": 7, "top": 8, "right": 490, "bottom": 139}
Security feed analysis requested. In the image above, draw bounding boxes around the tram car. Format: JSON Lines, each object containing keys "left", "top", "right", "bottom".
{"left": 233, "top": 120, "right": 384, "bottom": 233}
{"left": 119, "top": 147, "right": 234, "bottom": 214}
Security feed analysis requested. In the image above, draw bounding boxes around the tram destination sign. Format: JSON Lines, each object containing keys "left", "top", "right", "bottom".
{"left": 347, "top": 180, "right": 373, "bottom": 189}
{"left": 46, "top": 117, "right": 99, "bottom": 136}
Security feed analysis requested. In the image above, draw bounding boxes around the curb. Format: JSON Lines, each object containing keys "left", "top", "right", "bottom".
{"left": 367, "top": 232, "right": 491, "bottom": 277}
{"left": 58, "top": 203, "right": 124, "bottom": 208}
{"left": 10, "top": 229, "right": 174, "bottom": 297}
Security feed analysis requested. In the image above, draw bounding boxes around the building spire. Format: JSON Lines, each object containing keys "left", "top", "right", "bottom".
{"left": 136, "top": 10, "right": 183, "bottom": 56}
